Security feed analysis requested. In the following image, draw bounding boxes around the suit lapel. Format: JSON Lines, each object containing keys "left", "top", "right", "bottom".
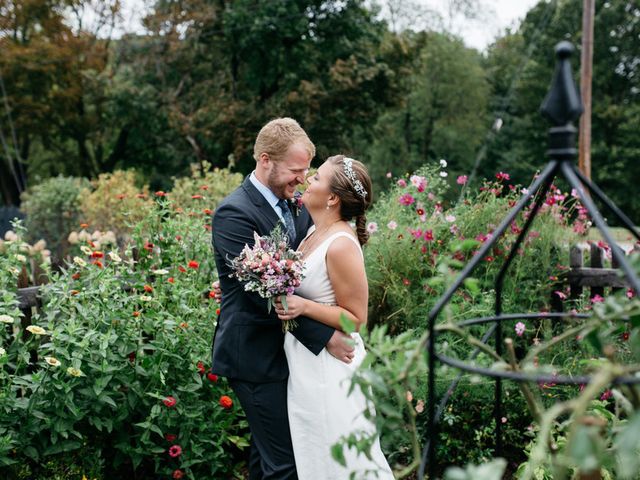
{"left": 241, "top": 176, "right": 282, "bottom": 234}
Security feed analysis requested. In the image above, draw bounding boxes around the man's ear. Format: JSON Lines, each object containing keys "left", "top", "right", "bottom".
{"left": 257, "top": 152, "right": 270, "bottom": 168}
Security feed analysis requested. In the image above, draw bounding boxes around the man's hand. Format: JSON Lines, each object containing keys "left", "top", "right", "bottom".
{"left": 326, "top": 330, "right": 356, "bottom": 364}
{"left": 211, "top": 280, "right": 222, "bottom": 303}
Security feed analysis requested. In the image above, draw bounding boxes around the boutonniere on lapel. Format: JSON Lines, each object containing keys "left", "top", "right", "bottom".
{"left": 289, "top": 191, "right": 303, "bottom": 217}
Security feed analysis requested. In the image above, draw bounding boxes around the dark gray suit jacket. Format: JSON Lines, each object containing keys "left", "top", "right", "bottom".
{"left": 210, "top": 176, "right": 335, "bottom": 382}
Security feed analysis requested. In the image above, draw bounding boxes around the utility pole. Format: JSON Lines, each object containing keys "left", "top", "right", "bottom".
{"left": 578, "top": 0, "right": 595, "bottom": 181}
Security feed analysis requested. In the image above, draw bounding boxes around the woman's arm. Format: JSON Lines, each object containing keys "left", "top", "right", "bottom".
{"left": 275, "top": 236, "right": 368, "bottom": 331}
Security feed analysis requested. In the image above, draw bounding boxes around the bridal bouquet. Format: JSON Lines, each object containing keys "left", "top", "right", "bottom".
{"left": 228, "top": 225, "right": 305, "bottom": 332}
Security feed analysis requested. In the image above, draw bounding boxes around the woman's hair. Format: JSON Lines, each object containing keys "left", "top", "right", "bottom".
{"left": 326, "top": 155, "right": 373, "bottom": 246}
{"left": 253, "top": 117, "right": 315, "bottom": 163}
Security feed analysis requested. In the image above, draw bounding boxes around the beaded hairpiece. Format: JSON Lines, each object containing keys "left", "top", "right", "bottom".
{"left": 343, "top": 157, "right": 368, "bottom": 199}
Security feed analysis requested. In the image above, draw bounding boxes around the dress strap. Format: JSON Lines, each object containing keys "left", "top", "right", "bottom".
{"left": 322, "top": 232, "right": 363, "bottom": 258}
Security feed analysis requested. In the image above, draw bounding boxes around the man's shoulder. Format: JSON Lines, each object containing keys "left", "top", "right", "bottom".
{"left": 216, "top": 183, "right": 250, "bottom": 212}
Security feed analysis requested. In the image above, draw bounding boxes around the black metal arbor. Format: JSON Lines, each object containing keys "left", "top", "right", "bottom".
{"left": 419, "top": 41, "right": 640, "bottom": 479}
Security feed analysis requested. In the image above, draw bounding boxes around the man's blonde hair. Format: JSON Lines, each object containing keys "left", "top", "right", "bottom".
{"left": 253, "top": 117, "right": 315, "bottom": 163}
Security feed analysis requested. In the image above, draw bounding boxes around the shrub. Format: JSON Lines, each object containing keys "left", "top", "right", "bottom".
{"left": 20, "top": 176, "right": 89, "bottom": 261}
{"left": 79, "top": 170, "right": 153, "bottom": 242}
{"left": 169, "top": 161, "right": 243, "bottom": 215}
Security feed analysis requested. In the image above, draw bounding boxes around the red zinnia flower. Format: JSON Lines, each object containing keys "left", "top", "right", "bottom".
{"left": 143, "top": 284, "right": 153, "bottom": 293}
{"left": 168, "top": 277, "right": 175, "bottom": 284}
{"left": 175, "top": 235, "right": 182, "bottom": 241}
{"left": 143, "top": 242, "right": 154, "bottom": 252}
{"left": 179, "top": 322, "right": 188, "bottom": 328}
{"left": 402, "top": 278, "right": 411, "bottom": 286}
{"left": 191, "top": 194, "right": 203, "bottom": 199}
{"left": 188, "top": 260, "right": 199, "bottom": 269}
{"left": 207, "top": 373, "right": 218, "bottom": 383}
{"left": 203, "top": 208, "right": 213, "bottom": 215}
{"left": 165, "top": 433, "right": 177, "bottom": 442}
{"left": 200, "top": 185, "right": 209, "bottom": 190}
{"left": 136, "top": 193, "right": 147, "bottom": 199}
{"left": 216, "top": 308, "right": 221, "bottom": 316}
{"left": 92, "top": 260, "right": 104, "bottom": 268}
{"left": 133, "top": 311, "right": 140, "bottom": 317}
{"left": 116, "top": 194, "right": 126, "bottom": 200}
{"left": 80, "top": 223, "right": 89, "bottom": 229}
{"left": 91, "top": 251, "right": 104, "bottom": 258}
{"left": 209, "top": 291, "right": 216, "bottom": 299}
{"left": 219, "top": 395, "right": 233, "bottom": 409}
{"left": 173, "top": 469, "right": 184, "bottom": 479}
{"left": 197, "top": 361, "right": 205, "bottom": 375}
{"left": 155, "top": 191, "right": 167, "bottom": 197}
{"left": 72, "top": 273, "right": 81, "bottom": 280}
{"left": 178, "top": 266, "right": 187, "bottom": 273}
{"left": 168, "top": 444, "right": 182, "bottom": 457}
{"left": 163, "top": 396, "right": 177, "bottom": 408}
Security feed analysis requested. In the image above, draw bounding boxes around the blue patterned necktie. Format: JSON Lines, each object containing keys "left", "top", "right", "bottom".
{"left": 277, "top": 199, "right": 296, "bottom": 243}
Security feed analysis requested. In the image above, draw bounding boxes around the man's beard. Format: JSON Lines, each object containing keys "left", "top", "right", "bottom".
{"left": 267, "top": 164, "right": 292, "bottom": 199}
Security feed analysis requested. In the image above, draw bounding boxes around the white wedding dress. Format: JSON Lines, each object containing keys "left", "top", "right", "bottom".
{"left": 284, "top": 228, "right": 394, "bottom": 480}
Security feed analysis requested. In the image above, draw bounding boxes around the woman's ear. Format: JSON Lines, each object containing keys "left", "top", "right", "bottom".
{"left": 327, "top": 193, "right": 340, "bottom": 209}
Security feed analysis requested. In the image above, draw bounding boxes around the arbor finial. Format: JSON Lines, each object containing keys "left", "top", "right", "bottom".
{"left": 540, "top": 41, "right": 584, "bottom": 126}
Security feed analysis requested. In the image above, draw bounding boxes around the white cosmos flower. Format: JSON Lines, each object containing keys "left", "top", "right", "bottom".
{"left": 153, "top": 269, "right": 169, "bottom": 275}
{"left": 439, "top": 171, "right": 448, "bottom": 178}
{"left": 140, "top": 295, "right": 152, "bottom": 302}
{"left": 0, "top": 315, "right": 14, "bottom": 324}
{"left": 439, "top": 159, "right": 448, "bottom": 168}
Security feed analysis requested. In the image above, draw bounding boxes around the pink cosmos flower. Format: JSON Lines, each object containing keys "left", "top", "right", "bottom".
{"left": 399, "top": 194, "right": 415, "bottom": 206}
{"left": 456, "top": 175, "right": 468, "bottom": 185}
{"left": 515, "top": 322, "right": 526, "bottom": 336}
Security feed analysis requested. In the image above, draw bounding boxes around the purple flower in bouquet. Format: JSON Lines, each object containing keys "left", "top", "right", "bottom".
{"left": 228, "top": 225, "right": 305, "bottom": 331}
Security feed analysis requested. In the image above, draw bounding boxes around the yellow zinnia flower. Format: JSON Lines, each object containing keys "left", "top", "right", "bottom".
{"left": 26, "top": 325, "right": 47, "bottom": 336}
{"left": 0, "top": 314, "right": 14, "bottom": 324}
{"left": 67, "top": 367, "right": 83, "bottom": 377}
{"left": 44, "top": 356, "right": 61, "bottom": 367}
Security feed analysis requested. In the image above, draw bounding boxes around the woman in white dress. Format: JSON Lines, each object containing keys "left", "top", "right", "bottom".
{"left": 274, "top": 155, "right": 394, "bottom": 480}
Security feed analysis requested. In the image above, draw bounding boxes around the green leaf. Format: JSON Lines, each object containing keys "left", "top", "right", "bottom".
{"left": 340, "top": 313, "right": 356, "bottom": 334}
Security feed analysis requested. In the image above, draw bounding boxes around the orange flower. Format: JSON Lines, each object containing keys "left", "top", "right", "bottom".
{"left": 203, "top": 208, "right": 213, "bottom": 215}
{"left": 191, "top": 194, "right": 203, "bottom": 200}
{"left": 200, "top": 185, "right": 209, "bottom": 190}
{"left": 168, "top": 277, "right": 175, "bottom": 284}
{"left": 143, "top": 284, "right": 153, "bottom": 293}
{"left": 72, "top": 273, "right": 81, "bottom": 280}
{"left": 80, "top": 223, "right": 89, "bottom": 229}
{"left": 216, "top": 308, "right": 220, "bottom": 316}
{"left": 71, "top": 290, "right": 79, "bottom": 296}
{"left": 133, "top": 311, "right": 140, "bottom": 317}
{"left": 155, "top": 191, "right": 167, "bottom": 197}
{"left": 179, "top": 322, "right": 188, "bottom": 328}
{"left": 93, "top": 260, "right": 104, "bottom": 268}
{"left": 178, "top": 266, "right": 186, "bottom": 273}
{"left": 136, "top": 193, "right": 147, "bottom": 199}
{"left": 219, "top": 395, "right": 233, "bottom": 409}
{"left": 91, "top": 251, "right": 104, "bottom": 258}
{"left": 116, "top": 194, "right": 126, "bottom": 200}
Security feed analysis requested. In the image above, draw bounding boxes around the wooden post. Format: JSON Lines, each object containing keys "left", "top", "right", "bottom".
{"left": 578, "top": 0, "right": 595, "bottom": 181}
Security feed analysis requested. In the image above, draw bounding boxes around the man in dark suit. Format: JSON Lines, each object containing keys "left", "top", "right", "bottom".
{"left": 211, "top": 118, "right": 356, "bottom": 479}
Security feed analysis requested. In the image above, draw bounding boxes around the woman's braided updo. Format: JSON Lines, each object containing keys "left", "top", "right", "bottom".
{"left": 326, "top": 155, "right": 373, "bottom": 246}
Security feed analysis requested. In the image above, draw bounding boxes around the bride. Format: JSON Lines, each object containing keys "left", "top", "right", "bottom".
{"left": 274, "top": 155, "right": 394, "bottom": 480}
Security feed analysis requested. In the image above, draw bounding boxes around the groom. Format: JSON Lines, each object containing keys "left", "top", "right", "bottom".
{"left": 211, "top": 117, "right": 356, "bottom": 479}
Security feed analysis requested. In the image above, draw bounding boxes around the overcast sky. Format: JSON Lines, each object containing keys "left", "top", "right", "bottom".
{"left": 108, "top": 0, "right": 542, "bottom": 52}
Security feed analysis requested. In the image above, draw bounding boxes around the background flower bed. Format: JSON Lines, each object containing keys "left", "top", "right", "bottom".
{"left": 0, "top": 178, "right": 249, "bottom": 479}
{"left": 3, "top": 160, "right": 637, "bottom": 479}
